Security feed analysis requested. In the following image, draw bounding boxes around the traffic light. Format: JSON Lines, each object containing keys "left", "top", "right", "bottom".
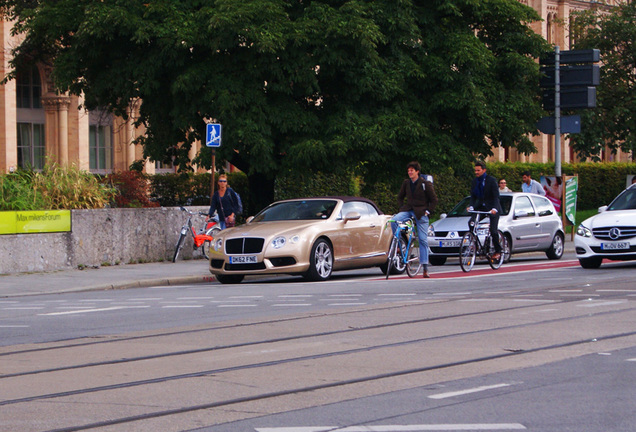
{"left": 540, "top": 49, "right": 600, "bottom": 111}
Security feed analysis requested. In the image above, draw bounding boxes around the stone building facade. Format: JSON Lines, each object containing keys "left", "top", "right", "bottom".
{"left": 0, "top": 1, "right": 630, "bottom": 175}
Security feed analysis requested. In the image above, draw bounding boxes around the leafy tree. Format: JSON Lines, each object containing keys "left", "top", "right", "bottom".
{"left": 570, "top": 3, "right": 636, "bottom": 161}
{"left": 1, "top": 0, "right": 549, "bottom": 211}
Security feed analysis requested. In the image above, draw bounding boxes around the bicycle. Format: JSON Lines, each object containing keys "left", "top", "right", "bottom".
{"left": 385, "top": 218, "right": 422, "bottom": 279}
{"left": 173, "top": 207, "right": 220, "bottom": 262}
{"left": 459, "top": 210, "right": 507, "bottom": 272}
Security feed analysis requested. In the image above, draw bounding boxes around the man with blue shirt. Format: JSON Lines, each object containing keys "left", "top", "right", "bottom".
{"left": 521, "top": 171, "right": 546, "bottom": 195}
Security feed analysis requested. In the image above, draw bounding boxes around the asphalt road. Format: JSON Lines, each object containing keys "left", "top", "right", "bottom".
{"left": 1, "top": 254, "right": 635, "bottom": 432}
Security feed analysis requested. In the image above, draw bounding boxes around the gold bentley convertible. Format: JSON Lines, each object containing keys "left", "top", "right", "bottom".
{"left": 209, "top": 197, "right": 395, "bottom": 284}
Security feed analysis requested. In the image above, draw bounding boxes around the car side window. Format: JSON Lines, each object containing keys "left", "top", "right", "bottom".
{"left": 531, "top": 196, "right": 554, "bottom": 217}
{"left": 340, "top": 201, "right": 369, "bottom": 219}
{"left": 514, "top": 196, "right": 535, "bottom": 218}
{"left": 365, "top": 202, "right": 380, "bottom": 217}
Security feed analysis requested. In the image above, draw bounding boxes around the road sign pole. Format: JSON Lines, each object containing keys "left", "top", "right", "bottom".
{"left": 555, "top": 46, "right": 562, "bottom": 177}
{"left": 210, "top": 149, "right": 216, "bottom": 206}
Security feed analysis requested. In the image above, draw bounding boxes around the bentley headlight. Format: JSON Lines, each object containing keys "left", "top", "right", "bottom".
{"left": 289, "top": 235, "right": 300, "bottom": 244}
{"left": 214, "top": 238, "right": 223, "bottom": 251}
{"left": 271, "top": 236, "right": 286, "bottom": 249}
{"left": 576, "top": 224, "right": 592, "bottom": 238}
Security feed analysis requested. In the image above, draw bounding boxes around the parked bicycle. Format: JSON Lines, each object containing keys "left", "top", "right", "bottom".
{"left": 459, "top": 210, "right": 508, "bottom": 272}
{"left": 173, "top": 207, "right": 220, "bottom": 262}
{"left": 385, "top": 218, "right": 422, "bottom": 278}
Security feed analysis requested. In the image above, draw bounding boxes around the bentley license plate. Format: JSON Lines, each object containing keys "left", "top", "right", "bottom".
{"left": 229, "top": 255, "right": 257, "bottom": 264}
{"left": 601, "top": 242, "right": 629, "bottom": 250}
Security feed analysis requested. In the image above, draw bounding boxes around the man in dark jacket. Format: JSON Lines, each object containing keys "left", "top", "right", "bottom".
{"left": 468, "top": 160, "right": 502, "bottom": 260}
{"left": 393, "top": 161, "right": 438, "bottom": 278}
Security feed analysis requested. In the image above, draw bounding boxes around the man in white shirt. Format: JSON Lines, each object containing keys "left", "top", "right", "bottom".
{"left": 521, "top": 171, "right": 546, "bottom": 195}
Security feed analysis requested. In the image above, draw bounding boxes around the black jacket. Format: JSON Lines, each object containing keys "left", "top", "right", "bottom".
{"left": 470, "top": 174, "right": 502, "bottom": 213}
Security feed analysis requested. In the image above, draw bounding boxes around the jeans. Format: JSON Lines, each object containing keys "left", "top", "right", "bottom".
{"left": 391, "top": 211, "right": 430, "bottom": 266}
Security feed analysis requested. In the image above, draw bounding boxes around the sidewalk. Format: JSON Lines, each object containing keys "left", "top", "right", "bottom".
{"left": 0, "top": 259, "right": 212, "bottom": 298}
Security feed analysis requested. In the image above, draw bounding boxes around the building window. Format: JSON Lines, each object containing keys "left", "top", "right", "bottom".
{"left": 17, "top": 123, "right": 45, "bottom": 169}
{"left": 89, "top": 125, "right": 113, "bottom": 171}
{"left": 16, "top": 66, "right": 42, "bottom": 109}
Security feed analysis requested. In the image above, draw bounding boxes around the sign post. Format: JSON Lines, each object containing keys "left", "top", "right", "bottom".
{"left": 563, "top": 175, "right": 578, "bottom": 240}
{"left": 205, "top": 123, "right": 222, "bottom": 205}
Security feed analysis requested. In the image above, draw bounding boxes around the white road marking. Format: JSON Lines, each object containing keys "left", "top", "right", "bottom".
{"left": 39, "top": 306, "right": 149, "bottom": 316}
{"left": 217, "top": 304, "right": 257, "bottom": 308}
{"left": 162, "top": 305, "right": 204, "bottom": 308}
{"left": 328, "top": 303, "right": 367, "bottom": 306}
{"left": 0, "top": 325, "right": 29, "bottom": 328}
{"left": 577, "top": 300, "right": 626, "bottom": 308}
{"left": 272, "top": 304, "right": 312, "bottom": 307}
{"left": 255, "top": 424, "right": 526, "bottom": 431}
{"left": 278, "top": 295, "right": 313, "bottom": 298}
{"left": 428, "top": 383, "right": 513, "bottom": 400}
{"left": 378, "top": 293, "right": 417, "bottom": 296}
{"left": 2, "top": 307, "right": 45, "bottom": 310}
{"left": 627, "top": 358, "right": 636, "bottom": 362}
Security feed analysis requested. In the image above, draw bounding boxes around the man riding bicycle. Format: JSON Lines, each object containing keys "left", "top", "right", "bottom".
{"left": 467, "top": 160, "right": 502, "bottom": 261}
{"left": 392, "top": 161, "right": 438, "bottom": 278}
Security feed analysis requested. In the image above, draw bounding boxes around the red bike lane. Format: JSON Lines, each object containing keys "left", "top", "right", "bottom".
{"left": 380, "top": 259, "right": 581, "bottom": 280}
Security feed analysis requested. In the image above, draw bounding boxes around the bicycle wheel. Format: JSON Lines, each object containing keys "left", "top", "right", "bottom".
{"left": 405, "top": 237, "right": 422, "bottom": 278}
{"left": 489, "top": 231, "right": 506, "bottom": 270}
{"left": 202, "top": 227, "right": 221, "bottom": 260}
{"left": 172, "top": 232, "right": 186, "bottom": 263}
{"left": 385, "top": 237, "right": 398, "bottom": 279}
{"left": 459, "top": 232, "right": 477, "bottom": 273}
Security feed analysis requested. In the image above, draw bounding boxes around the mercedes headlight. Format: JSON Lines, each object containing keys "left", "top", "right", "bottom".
{"left": 576, "top": 224, "right": 592, "bottom": 238}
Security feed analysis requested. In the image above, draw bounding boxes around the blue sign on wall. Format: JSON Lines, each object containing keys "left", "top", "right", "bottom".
{"left": 206, "top": 123, "right": 222, "bottom": 147}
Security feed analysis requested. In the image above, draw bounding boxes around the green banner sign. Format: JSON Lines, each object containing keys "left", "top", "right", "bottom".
{"left": 0, "top": 210, "right": 71, "bottom": 234}
{"left": 564, "top": 176, "right": 578, "bottom": 226}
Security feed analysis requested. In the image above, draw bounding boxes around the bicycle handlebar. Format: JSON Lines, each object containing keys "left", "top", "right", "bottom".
{"left": 467, "top": 210, "right": 496, "bottom": 214}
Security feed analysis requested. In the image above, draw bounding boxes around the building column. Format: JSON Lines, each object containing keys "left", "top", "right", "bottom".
{"left": 42, "top": 96, "right": 71, "bottom": 165}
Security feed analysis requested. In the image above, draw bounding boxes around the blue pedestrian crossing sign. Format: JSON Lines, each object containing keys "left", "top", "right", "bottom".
{"left": 206, "top": 123, "right": 222, "bottom": 147}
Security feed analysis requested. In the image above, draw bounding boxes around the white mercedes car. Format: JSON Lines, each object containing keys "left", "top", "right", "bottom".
{"left": 575, "top": 183, "right": 636, "bottom": 268}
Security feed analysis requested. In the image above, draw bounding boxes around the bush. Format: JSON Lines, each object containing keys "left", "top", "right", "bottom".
{"left": 104, "top": 171, "right": 159, "bottom": 208}
{"left": 0, "top": 164, "right": 115, "bottom": 210}
{"left": 150, "top": 171, "right": 249, "bottom": 210}
{"left": 487, "top": 161, "right": 636, "bottom": 210}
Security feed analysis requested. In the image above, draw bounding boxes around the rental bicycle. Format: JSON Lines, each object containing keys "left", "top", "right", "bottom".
{"left": 173, "top": 207, "right": 220, "bottom": 262}
{"left": 459, "top": 210, "right": 507, "bottom": 272}
{"left": 385, "top": 218, "right": 422, "bottom": 278}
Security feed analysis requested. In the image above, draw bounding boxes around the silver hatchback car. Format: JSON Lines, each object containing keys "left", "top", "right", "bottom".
{"left": 428, "top": 192, "right": 565, "bottom": 265}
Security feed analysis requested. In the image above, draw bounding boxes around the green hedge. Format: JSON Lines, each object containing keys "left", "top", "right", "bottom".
{"left": 486, "top": 162, "right": 636, "bottom": 210}
{"left": 150, "top": 171, "right": 249, "bottom": 211}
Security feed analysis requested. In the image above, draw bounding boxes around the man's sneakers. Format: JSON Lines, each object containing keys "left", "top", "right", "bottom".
{"left": 491, "top": 253, "right": 501, "bottom": 261}
{"left": 423, "top": 270, "right": 430, "bottom": 278}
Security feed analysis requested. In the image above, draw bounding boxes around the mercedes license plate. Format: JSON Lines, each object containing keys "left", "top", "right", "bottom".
{"left": 440, "top": 239, "right": 461, "bottom": 248}
{"left": 601, "top": 242, "right": 629, "bottom": 250}
{"left": 229, "top": 255, "right": 257, "bottom": 264}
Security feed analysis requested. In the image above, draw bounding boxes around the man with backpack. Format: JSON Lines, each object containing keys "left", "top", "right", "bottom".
{"left": 393, "top": 161, "right": 438, "bottom": 278}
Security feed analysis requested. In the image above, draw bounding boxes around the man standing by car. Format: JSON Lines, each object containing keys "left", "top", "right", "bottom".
{"left": 521, "top": 171, "right": 546, "bottom": 196}
{"left": 468, "top": 161, "right": 502, "bottom": 261}
{"left": 393, "top": 161, "right": 438, "bottom": 278}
